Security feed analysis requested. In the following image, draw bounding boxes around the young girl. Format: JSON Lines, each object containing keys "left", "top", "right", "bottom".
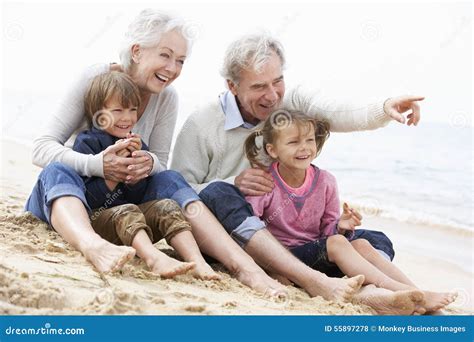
{"left": 244, "top": 109, "right": 457, "bottom": 313}
{"left": 72, "top": 71, "right": 220, "bottom": 280}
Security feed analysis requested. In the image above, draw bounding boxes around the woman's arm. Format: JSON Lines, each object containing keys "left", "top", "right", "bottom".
{"left": 145, "top": 87, "right": 179, "bottom": 174}
{"left": 32, "top": 64, "right": 108, "bottom": 177}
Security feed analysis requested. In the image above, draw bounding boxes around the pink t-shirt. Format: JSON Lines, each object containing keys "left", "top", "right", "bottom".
{"left": 246, "top": 162, "right": 340, "bottom": 248}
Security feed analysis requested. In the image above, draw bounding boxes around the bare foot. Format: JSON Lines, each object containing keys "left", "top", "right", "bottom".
{"left": 353, "top": 285, "right": 426, "bottom": 315}
{"left": 83, "top": 238, "right": 136, "bottom": 273}
{"left": 304, "top": 274, "right": 365, "bottom": 302}
{"left": 147, "top": 254, "right": 195, "bottom": 278}
{"left": 191, "top": 262, "right": 222, "bottom": 280}
{"left": 269, "top": 272, "right": 294, "bottom": 286}
{"left": 422, "top": 290, "right": 458, "bottom": 313}
{"left": 236, "top": 267, "right": 288, "bottom": 300}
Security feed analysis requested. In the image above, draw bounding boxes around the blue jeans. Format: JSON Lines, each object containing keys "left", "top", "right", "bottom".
{"left": 25, "top": 162, "right": 200, "bottom": 225}
{"left": 199, "top": 181, "right": 395, "bottom": 259}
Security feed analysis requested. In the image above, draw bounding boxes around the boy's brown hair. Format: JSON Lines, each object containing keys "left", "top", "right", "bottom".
{"left": 244, "top": 109, "right": 330, "bottom": 170}
{"left": 84, "top": 71, "right": 141, "bottom": 124}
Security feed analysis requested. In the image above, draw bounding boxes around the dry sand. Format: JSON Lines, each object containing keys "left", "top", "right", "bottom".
{"left": 0, "top": 138, "right": 471, "bottom": 315}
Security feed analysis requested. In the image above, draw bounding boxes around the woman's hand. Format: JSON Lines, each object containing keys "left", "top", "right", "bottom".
{"left": 235, "top": 167, "right": 274, "bottom": 196}
{"left": 124, "top": 150, "right": 153, "bottom": 185}
{"left": 103, "top": 140, "right": 136, "bottom": 182}
{"left": 337, "top": 203, "right": 363, "bottom": 234}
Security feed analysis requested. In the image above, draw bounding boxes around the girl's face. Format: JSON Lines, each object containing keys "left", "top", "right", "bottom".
{"left": 129, "top": 29, "right": 187, "bottom": 95}
{"left": 266, "top": 122, "right": 317, "bottom": 171}
{"left": 102, "top": 95, "right": 138, "bottom": 138}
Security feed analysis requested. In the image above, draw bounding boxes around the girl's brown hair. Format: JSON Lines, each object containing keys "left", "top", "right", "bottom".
{"left": 244, "top": 109, "right": 330, "bottom": 169}
{"left": 84, "top": 71, "right": 141, "bottom": 124}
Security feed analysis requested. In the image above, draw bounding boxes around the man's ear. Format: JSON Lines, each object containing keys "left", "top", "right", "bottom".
{"left": 266, "top": 143, "right": 278, "bottom": 159}
{"left": 131, "top": 44, "right": 141, "bottom": 64}
{"left": 227, "top": 79, "right": 238, "bottom": 96}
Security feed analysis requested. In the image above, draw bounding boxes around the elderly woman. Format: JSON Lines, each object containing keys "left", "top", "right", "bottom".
{"left": 25, "top": 9, "right": 287, "bottom": 297}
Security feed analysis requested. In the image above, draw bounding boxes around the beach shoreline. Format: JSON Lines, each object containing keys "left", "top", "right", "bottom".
{"left": 0, "top": 137, "right": 471, "bottom": 314}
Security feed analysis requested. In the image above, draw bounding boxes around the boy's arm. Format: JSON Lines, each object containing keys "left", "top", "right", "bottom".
{"left": 73, "top": 134, "right": 119, "bottom": 193}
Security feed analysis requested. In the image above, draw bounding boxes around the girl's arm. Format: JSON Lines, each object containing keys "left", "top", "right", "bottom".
{"left": 320, "top": 172, "right": 342, "bottom": 237}
{"left": 32, "top": 64, "right": 108, "bottom": 177}
{"left": 245, "top": 191, "right": 273, "bottom": 218}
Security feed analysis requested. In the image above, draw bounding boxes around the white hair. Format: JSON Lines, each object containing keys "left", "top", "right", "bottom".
{"left": 119, "top": 9, "right": 193, "bottom": 71}
{"left": 220, "top": 33, "right": 286, "bottom": 85}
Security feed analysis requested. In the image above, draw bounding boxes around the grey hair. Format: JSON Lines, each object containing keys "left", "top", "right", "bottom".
{"left": 220, "top": 33, "right": 286, "bottom": 85}
{"left": 119, "top": 9, "right": 194, "bottom": 71}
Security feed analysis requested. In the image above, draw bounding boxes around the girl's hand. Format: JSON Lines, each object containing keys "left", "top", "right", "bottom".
{"left": 124, "top": 150, "right": 154, "bottom": 185}
{"left": 337, "top": 203, "right": 363, "bottom": 234}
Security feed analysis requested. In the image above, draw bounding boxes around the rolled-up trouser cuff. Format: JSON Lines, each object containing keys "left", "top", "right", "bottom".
{"left": 377, "top": 249, "right": 391, "bottom": 261}
{"left": 172, "top": 187, "right": 201, "bottom": 209}
{"left": 230, "top": 216, "right": 266, "bottom": 247}
{"left": 45, "top": 184, "right": 91, "bottom": 225}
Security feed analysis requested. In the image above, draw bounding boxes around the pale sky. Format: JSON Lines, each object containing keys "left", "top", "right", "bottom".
{"left": 1, "top": 1, "right": 472, "bottom": 130}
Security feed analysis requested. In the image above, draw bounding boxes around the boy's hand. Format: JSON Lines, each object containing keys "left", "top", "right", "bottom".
{"left": 337, "top": 202, "right": 363, "bottom": 234}
{"left": 126, "top": 133, "right": 142, "bottom": 153}
{"left": 114, "top": 139, "right": 131, "bottom": 157}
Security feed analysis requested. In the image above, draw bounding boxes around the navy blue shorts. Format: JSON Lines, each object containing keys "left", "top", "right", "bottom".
{"left": 290, "top": 229, "right": 394, "bottom": 278}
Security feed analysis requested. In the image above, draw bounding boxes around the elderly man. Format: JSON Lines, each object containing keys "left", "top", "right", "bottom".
{"left": 172, "top": 34, "right": 426, "bottom": 313}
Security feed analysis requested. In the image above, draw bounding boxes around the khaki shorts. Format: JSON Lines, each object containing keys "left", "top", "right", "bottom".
{"left": 90, "top": 199, "right": 191, "bottom": 246}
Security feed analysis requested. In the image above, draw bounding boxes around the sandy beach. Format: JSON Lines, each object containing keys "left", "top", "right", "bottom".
{"left": 0, "top": 138, "right": 472, "bottom": 315}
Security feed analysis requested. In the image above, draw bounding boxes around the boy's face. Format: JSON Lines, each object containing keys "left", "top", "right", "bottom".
{"left": 102, "top": 95, "right": 138, "bottom": 138}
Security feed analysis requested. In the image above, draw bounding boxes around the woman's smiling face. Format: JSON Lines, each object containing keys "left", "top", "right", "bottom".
{"left": 130, "top": 29, "right": 188, "bottom": 94}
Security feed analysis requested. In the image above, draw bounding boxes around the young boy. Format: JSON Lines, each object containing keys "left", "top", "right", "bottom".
{"left": 73, "top": 71, "right": 219, "bottom": 280}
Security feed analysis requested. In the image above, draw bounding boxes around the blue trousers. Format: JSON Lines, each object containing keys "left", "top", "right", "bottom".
{"left": 25, "top": 162, "right": 200, "bottom": 224}
{"left": 200, "top": 181, "right": 395, "bottom": 267}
